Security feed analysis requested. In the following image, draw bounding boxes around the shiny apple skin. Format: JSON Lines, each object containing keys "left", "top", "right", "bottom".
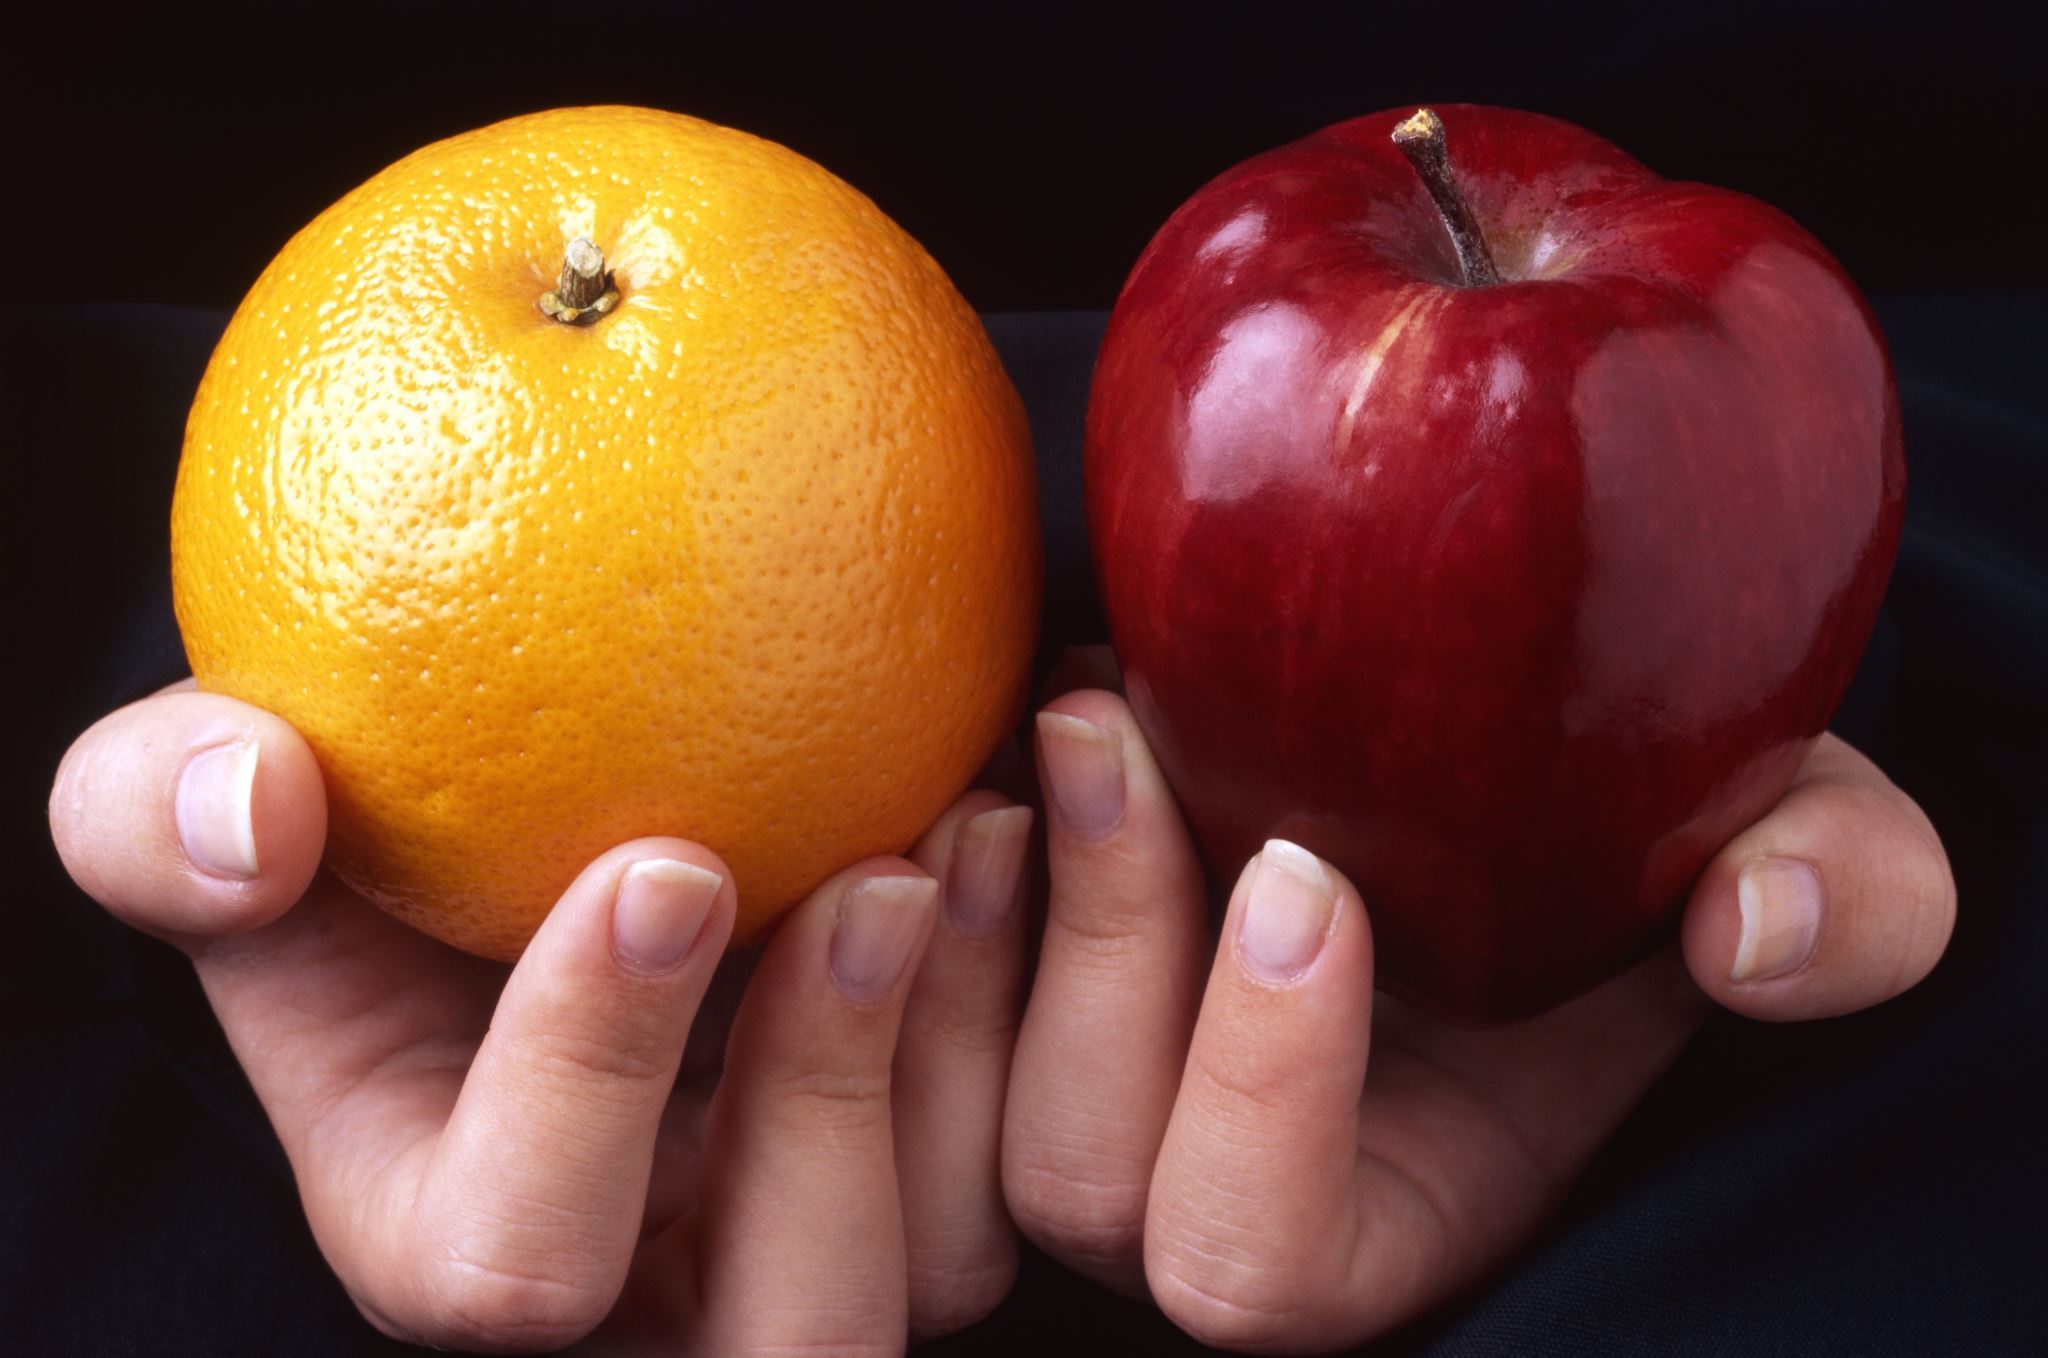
{"left": 1085, "top": 104, "right": 1904, "bottom": 1023}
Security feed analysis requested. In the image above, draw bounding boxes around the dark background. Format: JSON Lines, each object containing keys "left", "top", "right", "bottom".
{"left": 9, "top": 0, "right": 2046, "bottom": 312}
{"left": 6, "top": 3, "right": 2046, "bottom": 1355}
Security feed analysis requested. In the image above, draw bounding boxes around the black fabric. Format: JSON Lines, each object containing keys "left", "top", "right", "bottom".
{"left": 8, "top": 2, "right": 2045, "bottom": 313}
{"left": 4, "top": 297, "right": 2043, "bottom": 1354}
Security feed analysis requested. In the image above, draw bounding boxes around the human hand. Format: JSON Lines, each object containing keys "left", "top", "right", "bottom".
{"left": 1003, "top": 656, "right": 1956, "bottom": 1353}
{"left": 49, "top": 682, "right": 1034, "bottom": 1353}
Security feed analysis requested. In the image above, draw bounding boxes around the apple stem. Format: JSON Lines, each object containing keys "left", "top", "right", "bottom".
{"left": 538, "top": 237, "right": 621, "bottom": 324}
{"left": 1391, "top": 109, "right": 1503, "bottom": 287}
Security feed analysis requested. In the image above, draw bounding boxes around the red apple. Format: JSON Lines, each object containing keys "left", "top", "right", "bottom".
{"left": 1085, "top": 104, "right": 1903, "bottom": 1022}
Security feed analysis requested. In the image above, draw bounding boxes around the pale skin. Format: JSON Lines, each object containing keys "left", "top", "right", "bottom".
{"left": 48, "top": 651, "right": 1955, "bottom": 1354}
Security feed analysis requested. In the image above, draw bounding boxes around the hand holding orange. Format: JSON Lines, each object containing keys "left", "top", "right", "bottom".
{"left": 172, "top": 105, "right": 1041, "bottom": 958}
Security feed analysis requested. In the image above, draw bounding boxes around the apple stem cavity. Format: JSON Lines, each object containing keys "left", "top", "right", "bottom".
{"left": 1391, "top": 109, "right": 1503, "bottom": 288}
{"left": 538, "top": 237, "right": 621, "bottom": 324}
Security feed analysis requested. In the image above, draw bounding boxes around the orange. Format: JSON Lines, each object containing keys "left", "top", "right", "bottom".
{"left": 172, "top": 106, "right": 1041, "bottom": 959}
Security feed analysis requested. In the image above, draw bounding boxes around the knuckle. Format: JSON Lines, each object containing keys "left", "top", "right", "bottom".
{"left": 744, "top": 1340, "right": 900, "bottom": 1358}
{"left": 1148, "top": 1248, "right": 1321, "bottom": 1355}
{"left": 907, "top": 1251, "right": 1018, "bottom": 1338}
{"left": 758, "top": 1063, "right": 894, "bottom": 1133}
{"left": 1187, "top": 1042, "right": 1295, "bottom": 1123}
{"left": 1144, "top": 1164, "right": 1363, "bottom": 1353}
{"left": 1043, "top": 847, "right": 1204, "bottom": 961}
{"left": 411, "top": 1259, "right": 614, "bottom": 1352}
{"left": 528, "top": 1024, "right": 677, "bottom": 1087}
{"left": 1044, "top": 893, "right": 1158, "bottom": 961}
{"left": 733, "top": 1273, "right": 904, "bottom": 1355}
{"left": 912, "top": 997, "right": 1018, "bottom": 1061}
{"left": 1002, "top": 1132, "right": 1148, "bottom": 1267}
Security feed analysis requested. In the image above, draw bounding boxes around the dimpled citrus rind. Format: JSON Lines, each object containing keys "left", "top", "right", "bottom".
{"left": 172, "top": 105, "right": 1041, "bottom": 957}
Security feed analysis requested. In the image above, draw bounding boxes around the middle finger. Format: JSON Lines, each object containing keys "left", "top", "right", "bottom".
{"left": 1003, "top": 689, "right": 1211, "bottom": 1293}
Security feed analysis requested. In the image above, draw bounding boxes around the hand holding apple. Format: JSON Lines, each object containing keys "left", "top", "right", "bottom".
{"left": 1086, "top": 104, "right": 1905, "bottom": 1021}
{"left": 1003, "top": 659, "right": 1954, "bottom": 1349}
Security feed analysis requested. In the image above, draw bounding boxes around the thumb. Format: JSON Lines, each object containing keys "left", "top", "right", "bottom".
{"left": 1680, "top": 734, "right": 1956, "bottom": 1022}
{"left": 49, "top": 685, "right": 327, "bottom": 943}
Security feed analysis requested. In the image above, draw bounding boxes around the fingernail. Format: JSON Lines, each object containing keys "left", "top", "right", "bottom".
{"left": 831, "top": 875, "right": 938, "bottom": 1003}
{"left": 947, "top": 806, "right": 1033, "bottom": 938}
{"left": 1037, "top": 712, "right": 1125, "bottom": 839}
{"left": 1238, "top": 839, "right": 1335, "bottom": 983}
{"left": 175, "top": 740, "right": 260, "bottom": 880}
{"left": 1731, "top": 856, "right": 1824, "bottom": 984}
{"left": 613, "top": 858, "right": 722, "bottom": 974}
